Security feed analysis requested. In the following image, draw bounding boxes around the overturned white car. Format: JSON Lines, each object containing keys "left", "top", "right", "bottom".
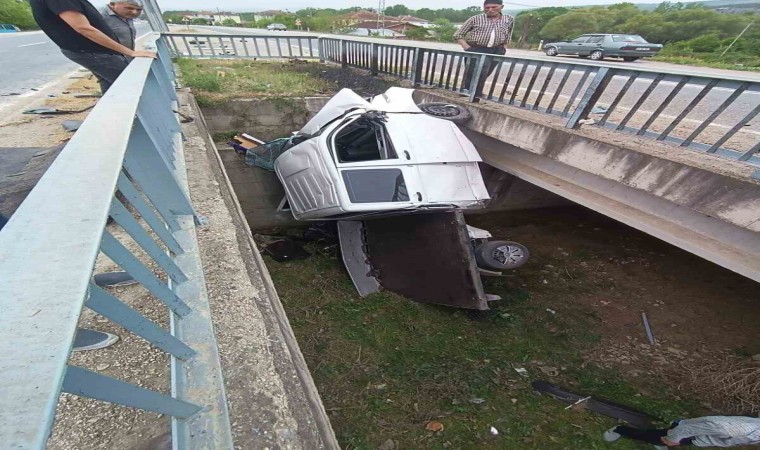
{"left": 273, "top": 87, "right": 490, "bottom": 220}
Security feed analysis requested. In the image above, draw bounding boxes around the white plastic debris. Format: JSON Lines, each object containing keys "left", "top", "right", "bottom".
{"left": 514, "top": 367, "right": 528, "bottom": 377}
{"left": 490, "top": 426, "right": 499, "bottom": 436}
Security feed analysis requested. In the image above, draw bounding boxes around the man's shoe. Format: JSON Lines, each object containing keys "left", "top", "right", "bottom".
{"left": 603, "top": 427, "right": 621, "bottom": 442}
{"left": 72, "top": 328, "right": 119, "bottom": 352}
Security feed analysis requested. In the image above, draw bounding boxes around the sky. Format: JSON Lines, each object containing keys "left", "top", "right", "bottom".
{"left": 156, "top": 0, "right": 670, "bottom": 12}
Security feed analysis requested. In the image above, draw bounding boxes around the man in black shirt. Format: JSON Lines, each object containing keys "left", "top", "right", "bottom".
{"left": 30, "top": 0, "right": 155, "bottom": 93}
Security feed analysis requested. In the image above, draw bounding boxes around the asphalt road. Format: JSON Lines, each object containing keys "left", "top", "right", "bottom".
{"left": 0, "top": 22, "right": 152, "bottom": 113}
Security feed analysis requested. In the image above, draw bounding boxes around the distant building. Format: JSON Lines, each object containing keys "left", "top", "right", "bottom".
{"left": 181, "top": 11, "right": 241, "bottom": 25}
{"left": 213, "top": 13, "right": 241, "bottom": 24}
{"left": 396, "top": 15, "right": 433, "bottom": 28}
{"left": 345, "top": 19, "right": 426, "bottom": 39}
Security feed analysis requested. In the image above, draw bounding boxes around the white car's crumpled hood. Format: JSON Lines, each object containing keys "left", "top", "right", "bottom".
{"left": 299, "top": 89, "right": 370, "bottom": 136}
{"left": 300, "top": 87, "right": 425, "bottom": 136}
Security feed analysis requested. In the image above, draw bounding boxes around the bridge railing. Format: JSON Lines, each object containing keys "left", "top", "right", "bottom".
{"left": 0, "top": 34, "right": 233, "bottom": 449}
{"left": 165, "top": 33, "right": 321, "bottom": 59}
{"left": 167, "top": 32, "right": 759, "bottom": 175}
{"left": 319, "top": 37, "right": 760, "bottom": 172}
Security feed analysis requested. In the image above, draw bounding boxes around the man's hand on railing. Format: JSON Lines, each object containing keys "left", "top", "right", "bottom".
{"left": 130, "top": 50, "right": 157, "bottom": 58}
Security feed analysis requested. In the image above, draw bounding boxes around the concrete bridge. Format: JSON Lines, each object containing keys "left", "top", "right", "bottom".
{"left": 1, "top": 12, "right": 758, "bottom": 449}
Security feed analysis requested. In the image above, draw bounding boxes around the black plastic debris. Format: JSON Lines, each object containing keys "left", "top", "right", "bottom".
{"left": 62, "top": 120, "right": 83, "bottom": 132}
{"left": 262, "top": 239, "right": 311, "bottom": 263}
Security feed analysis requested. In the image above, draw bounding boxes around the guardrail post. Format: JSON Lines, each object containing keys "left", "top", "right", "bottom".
{"left": 468, "top": 54, "right": 488, "bottom": 103}
{"left": 371, "top": 43, "right": 379, "bottom": 76}
{"left": 566, "top": 67, "right": 615, "bottom": 129}
{"left": 340, "top": 40, "right": 348, "bottom": 69}
{"left": 411, "top": 48, "right": 424, "bottom": 87}
{"left": 317, "top": 37, "right": 325, "bottom": 63}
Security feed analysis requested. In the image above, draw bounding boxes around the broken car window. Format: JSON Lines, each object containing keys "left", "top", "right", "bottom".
{"left": 334, "top": 113, "right": 398, "bottom": 163}
{"left": 342, "top": 169, "right": 409, "bottom": 203}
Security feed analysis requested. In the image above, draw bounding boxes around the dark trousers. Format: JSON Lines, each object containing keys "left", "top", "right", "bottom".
{"left": 615, "top": 424, "right": 693, "bottom": 446}
{"left": 61, "top": 50, "right": 131, "bottom": 93}
{"left": 462, "top": 46, "right": 506, "bottom": 96}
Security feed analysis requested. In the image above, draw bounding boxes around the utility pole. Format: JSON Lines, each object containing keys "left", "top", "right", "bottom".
{"left": 720, "top": 22, "right": 753, "bottom": 57}
{"left": 377, "top": 0, "right": 386, "bottom": 36}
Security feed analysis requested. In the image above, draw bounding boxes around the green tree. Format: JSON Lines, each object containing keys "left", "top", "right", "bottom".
{"left": 514, "top": 7, "right": 569, "bottom": 44}
{"left": 385, "top": 5, "right": 410, "bottom": 17}
{"left": 221, "top": 18, "right": 238, "bottom": 27}
{"left": 539, "top": 11, "right": 599, "bottom": 41}
{"left": 404, "top": 26, "right": 429, "bottom": 40}
{"left": 431, "top": 18, "right": 456, "bottom": 42}
{"left": 0, "top": 0, "right": 37, "bottom": 30}
{"left": 191, "top": 18, "right": 210, "bottom": 25}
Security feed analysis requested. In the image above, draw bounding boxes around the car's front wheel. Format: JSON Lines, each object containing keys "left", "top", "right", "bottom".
{"left": 475, "top": 241, "right": 530, "bottom": 271}
{"left": 590, "top": 50, "right": 604, "bottom": 61}
{"left": 544, "top": 46, "right": 558, "bottom": 56}
{"left": 418, "top": 103, "right": 471, "bottom": 123}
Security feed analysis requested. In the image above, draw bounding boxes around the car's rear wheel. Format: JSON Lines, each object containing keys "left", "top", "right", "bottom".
{"left": 544, "top": 46, "right": 558, "bottom": 56}
{"left": 623, "top": 57, "right": 639, "bottom": 62}
{"left": 418, "top": 103, "right": 471, "bottom": 123}
{"left": 590, "top": 50, "right": 604, "bottom": 61}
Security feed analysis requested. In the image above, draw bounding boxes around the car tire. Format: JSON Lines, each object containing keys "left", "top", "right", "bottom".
{"left": 418, "top": 103, "right": 471, "bottom": 123}
{"left": 623, "top": 57, "right": 639, "bottom": 62}
{"left": 544, "top": 46, "right": 558, "bottom": 56}
{"left": 475, "top": 241, "right": 530, "bottom": 271}
{"left": 590, "top": 50, "right": 604, "bottom": 61}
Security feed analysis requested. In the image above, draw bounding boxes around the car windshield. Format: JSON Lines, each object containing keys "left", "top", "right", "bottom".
{"left": 611, "top": 35, "right": 648, "bottom": 43}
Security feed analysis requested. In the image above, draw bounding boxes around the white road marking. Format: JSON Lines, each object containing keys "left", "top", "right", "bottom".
{"left": 18, "top": 42, "right": 47, "bottom": 48}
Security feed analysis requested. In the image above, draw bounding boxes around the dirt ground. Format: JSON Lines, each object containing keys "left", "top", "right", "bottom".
{"left": 0, "top": 72, "right": 101, "bottom": 148}
{"left": 467, "top": 206, "right": 760, "bottom": 415}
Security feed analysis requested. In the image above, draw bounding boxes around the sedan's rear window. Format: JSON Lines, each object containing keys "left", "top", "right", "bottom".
{"left": 611, "top": 35, "right": 647, "bottom": 43}
{"left": 342, "top": 169, "right": 409, "bottom": 203}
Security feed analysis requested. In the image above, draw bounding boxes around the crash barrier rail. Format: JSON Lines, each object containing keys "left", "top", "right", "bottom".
{"left": 0, "top": 34, "right": 233, "bottom": 449}
{"left": 317, "top": 37, "right": 760, "bottom": 175}
{"left": 163, "top": 32, "right": 760, "bottom": 176}
{"left": 165, "top": 33, "right": 321, "bottom": 59}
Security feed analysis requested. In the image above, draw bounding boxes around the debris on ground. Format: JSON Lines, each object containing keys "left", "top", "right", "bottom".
{"left": 23, "top": 104, "right": 95, "bottom": 115}
{"left": 425, "top": 421, "right": 444, "bottom": 432}
{"left": 61, "top": 120, "right": 83, "bottom": 132}
{"left": 259, "top": 238, "right": 311, "bottom": 263}
{"left": 514, "top": 367, "right": 529, "bottom": 377}
{"left": 642, "top": 312, "right": 656, "bottom": 344}
{"left": 490, "top": 426, "right": 499, "bottom": 435}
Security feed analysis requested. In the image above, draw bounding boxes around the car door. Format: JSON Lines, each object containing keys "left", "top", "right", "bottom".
{"left": 580, "top": 35, "right": 604, "bottom": 55}
{"left": 562, "top": 36, "right": 589, "bottom": 54}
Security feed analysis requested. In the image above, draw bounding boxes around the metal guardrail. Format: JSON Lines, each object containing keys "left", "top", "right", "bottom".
{"left": 318, "top": 37, "right": 760, "bottom": 172}
{"left": 0, "top": 34, "right": 232, "bottom": 448}
{"left": 165, "top": 32, "right": 760, "bottom": 174}
{"left": 165, "top": 33, "right": 320, "bottom": 59}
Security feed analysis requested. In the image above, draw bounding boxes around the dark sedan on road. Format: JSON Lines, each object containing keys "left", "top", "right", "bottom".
{"left": 543, "top": 34, "right": 662, "bottom": 61}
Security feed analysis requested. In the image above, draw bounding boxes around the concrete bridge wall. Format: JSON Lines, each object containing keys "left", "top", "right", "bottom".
{"left": 414, "top": 89, "right": 760, "bottom": 282}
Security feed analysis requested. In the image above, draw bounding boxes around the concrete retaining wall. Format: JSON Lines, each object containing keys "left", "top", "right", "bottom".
{"left": 201, "top": 97, "right": 330, "bottom": 230}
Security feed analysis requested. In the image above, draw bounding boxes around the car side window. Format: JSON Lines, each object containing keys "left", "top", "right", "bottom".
{"left": 341, "top": 169, "right": 409, "bottom": 203}
{"left": 571, "top": 36, "right": 589, "bottom": 43}
{"left": 586, "top": 36, "right": 604, "bottom": 44}
{"left": 333, "top": 114, "right": 398, "bottom": 163}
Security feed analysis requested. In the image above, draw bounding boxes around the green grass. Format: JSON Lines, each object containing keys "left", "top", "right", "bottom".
{"left": 652, "top": 51, "right": 760, "bottom": 72}
{"left": 176, "top": 59, "right": 330, "bottom": 106}
{"left": 266, "top": 244, "right": 699, "bottom": 450}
